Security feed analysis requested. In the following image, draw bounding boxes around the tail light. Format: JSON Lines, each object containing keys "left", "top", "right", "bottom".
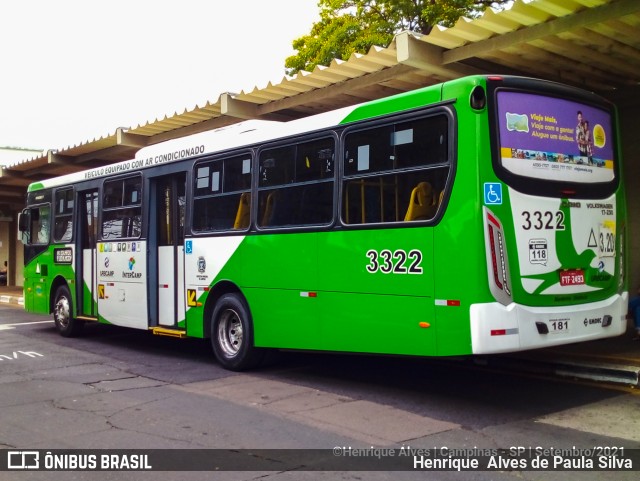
{"left": 484, "top": 207, "right": 512, "bottom": 305}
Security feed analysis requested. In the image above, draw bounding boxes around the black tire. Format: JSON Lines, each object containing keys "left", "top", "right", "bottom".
{"left": 53, "top": 285, "right": 83, "bottom": 337}
{"left": 211, "top": 293, "right": 265, "bottom": 371}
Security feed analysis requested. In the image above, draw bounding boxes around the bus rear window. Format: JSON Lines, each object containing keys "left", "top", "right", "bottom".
{"left": 496, "top": 91, "right": 615, "bottom": 184}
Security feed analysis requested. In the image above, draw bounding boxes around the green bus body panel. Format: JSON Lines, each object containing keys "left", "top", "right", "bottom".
{"left": 340, "top": 84, "right": 443, "bottom": 125}
{"left": 23, "top": 246, "right": 76, "bottom": 315}
{"left": 209, "top": 228, "right": 441, "bottom": 356}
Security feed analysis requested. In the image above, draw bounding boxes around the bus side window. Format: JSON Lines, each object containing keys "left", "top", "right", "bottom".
{"left": 342, "top": 113, "right": 450, "bottom": 225}
{"left": 26, "top": 205, "right": 51, "bottom": 245}
{"left": 102, "top": 176, "right": 142, "bottom": 239}
{"left": 54, "top": 188, "right": 74, "bottom": 242}
{"left": 258, "top": 137, "right": 335, "bottom": 229}
{"left": 192, "top": 154, "right": 252, "bottom": 232}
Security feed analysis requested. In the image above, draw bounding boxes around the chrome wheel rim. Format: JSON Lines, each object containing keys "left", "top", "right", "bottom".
{"left": 217, "top": 309, "right": 243, "bottom": 357}
{"left": 54, "top": 296, "right": 70, "bottom": 330}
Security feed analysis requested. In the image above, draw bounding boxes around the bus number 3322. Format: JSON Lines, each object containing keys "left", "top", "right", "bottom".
{"left": 366, "top": 249, "right": 423, "bottom": 274}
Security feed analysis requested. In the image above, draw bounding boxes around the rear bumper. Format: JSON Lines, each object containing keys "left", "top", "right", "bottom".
{"left": 470, "top": 292, "right": 628, "bottom": 354}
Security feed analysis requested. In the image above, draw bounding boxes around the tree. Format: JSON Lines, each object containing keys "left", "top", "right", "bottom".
{"left": 285, "top": 0, "right": 508, "bottom": 75}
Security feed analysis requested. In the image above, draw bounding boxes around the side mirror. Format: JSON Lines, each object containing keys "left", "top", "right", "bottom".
{"left": 18, "top": 210, "right": 29, "bottom": 233}
{"left": 17, "top": 210, "right": 30, "bottom": 243}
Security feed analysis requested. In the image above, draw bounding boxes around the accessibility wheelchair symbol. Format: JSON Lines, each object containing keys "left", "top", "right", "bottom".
{"left": 484, "top": 182, "right": 503, "bottom": 205}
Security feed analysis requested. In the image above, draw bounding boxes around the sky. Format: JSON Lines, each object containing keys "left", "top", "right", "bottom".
{"left": 0, "top": 0, "right": 320, "bottom": 153}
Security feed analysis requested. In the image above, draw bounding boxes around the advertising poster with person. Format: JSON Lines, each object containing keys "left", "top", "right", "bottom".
{"left": 497, "top": 92, "right": 614, "bottom": 183}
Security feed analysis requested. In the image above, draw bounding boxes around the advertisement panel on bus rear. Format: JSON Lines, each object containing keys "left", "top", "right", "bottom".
{"left": 497, "top": 91, "right": 614, "bottom": 183}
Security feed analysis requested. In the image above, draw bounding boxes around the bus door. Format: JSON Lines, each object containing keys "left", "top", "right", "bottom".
{"left": 150, "top": 173, "right": 186, "bottom": 328}
{"left": 77, "top": 189, "right": 99, "bottom": 318}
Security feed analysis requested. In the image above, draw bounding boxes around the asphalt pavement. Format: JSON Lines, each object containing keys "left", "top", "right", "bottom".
{"left": 1, "top": 285, "right": 638, "bottom": 387}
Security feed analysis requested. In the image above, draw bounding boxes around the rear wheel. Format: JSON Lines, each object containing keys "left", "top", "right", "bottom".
{"left": 53, "top": 285, "right": 83, "bottom": 337}
{"left": 211, "top": 293, "right": 264, "bottom": 371}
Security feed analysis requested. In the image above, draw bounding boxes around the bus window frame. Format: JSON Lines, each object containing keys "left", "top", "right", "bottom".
{"left": 100, "top": 173, "right": 144, "bottom": 241}
{"left": 53, "top": 187, "right": 75, "bottom": 243}
{"left": 255, "top": 132, "right": 338, "bottom": 232}
{"left": 338, "top": 106, "right": 456, "bottom": 229}
{"left": 22, "top": 203, "right": 52, "bottom": 246}
{"left": 191, "top": 150, "right": 254, "bottom": 234}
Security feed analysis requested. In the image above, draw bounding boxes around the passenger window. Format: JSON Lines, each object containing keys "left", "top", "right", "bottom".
{"left": 54, "top": 188, "right": 74, "bottom": 242}
{"left": 102, "top": 176, "right": 142, "bottom": 239}
{"left": 193, "top": 154, "right": 252, "bottom": 232}
{"left": 342, "top": 114, "right": 450, "bottom": 225}
{"left": 258, "top": 137, "right": 334, "bottom": 228}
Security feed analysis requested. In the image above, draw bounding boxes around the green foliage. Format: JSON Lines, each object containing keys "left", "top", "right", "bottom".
{"left": 285, "top": 0, "right": 508, "bottom": 75}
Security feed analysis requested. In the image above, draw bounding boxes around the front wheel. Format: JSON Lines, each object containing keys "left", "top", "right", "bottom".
{"left": 53, "top": 285, "right": 83, "bottom": 337}
{"left": 211, "top": 293, "right": 264, "bottom": 371}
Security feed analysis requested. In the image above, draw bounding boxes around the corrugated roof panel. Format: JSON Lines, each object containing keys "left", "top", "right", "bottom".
{"left": 325, "top": 58, "right": 375, "bottom": 77}
{"left": 423, "top": 25, "right": 468, "bottom": 48}
{"left": 503, "top": 0, "right": 554, "bottom": 25}
{"left": 360, "top": 45, "right": 401, "bottom": 66}
{"left": 471, "top": 8, "right": 522, "bottom": 34}
{"left": 342, "top": 52, "right": 389, "bottom": 73}
{"left": 237, "top": 87, "right": 288, "bottom": 102}
{"left": 594, "top": 19, "right": 640, "bottom": 47}
{"left": 269, "top": 78, "right": 315, "bottom": 95}
{"left": 530, "top": 0, "right": 585, "bottom": 17}
{"left": 285, "top": 71, "right": 334, "bottom": 89}
{"left": 446, "top": 17, "right": 501, "bottom": 42}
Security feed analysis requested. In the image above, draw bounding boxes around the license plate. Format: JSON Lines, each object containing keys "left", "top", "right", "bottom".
{"left": 559, "top": 269, "right": 585, "bottom": 286}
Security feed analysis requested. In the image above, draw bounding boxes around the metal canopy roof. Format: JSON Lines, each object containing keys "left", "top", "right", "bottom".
{"left": 2, "top": 0, "right": 639, "bottom": 208}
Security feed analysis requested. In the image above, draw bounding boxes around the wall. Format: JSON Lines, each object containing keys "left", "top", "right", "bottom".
{"left": 0, "top": 219, "right": 9, "bottom": 284}
{"left": 0, "top": 216, "right": 22, "bottom": 287}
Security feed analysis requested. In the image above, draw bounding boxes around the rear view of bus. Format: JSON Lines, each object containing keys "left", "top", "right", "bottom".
{"left": 473, "top": 76, "right": 627, "bottom": 354}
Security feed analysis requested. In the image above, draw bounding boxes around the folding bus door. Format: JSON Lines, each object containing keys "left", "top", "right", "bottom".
{"left": 77, "top": 189, "right": 99, "bottom": 318}
{"left": 151, "top": 173, "right": 187, "bottom": 329}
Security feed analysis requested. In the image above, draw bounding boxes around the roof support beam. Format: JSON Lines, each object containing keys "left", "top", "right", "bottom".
{"left": 443, "top": 0, "right": 640, "bottom": 64}
{"left": 0, "top": 168, "right": 25, "bottom": 180}
{"left": 396, "top": 32, "right": 444, "bottom": 68}
{"left": 395, "top": 31, "right": 481, "bottom": 77}
{"left": 47, "top": 150, "right": 75, "bottom": 165}
{"left": 221, "top": 93, "right": 259, "bottom": 120}
{"left": 116, "top": 128, "right": 150, "bottom": 148}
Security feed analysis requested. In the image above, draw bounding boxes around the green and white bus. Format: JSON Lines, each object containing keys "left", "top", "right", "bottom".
{"left": 19, "top": 75, "right": 627, "bottom": 370}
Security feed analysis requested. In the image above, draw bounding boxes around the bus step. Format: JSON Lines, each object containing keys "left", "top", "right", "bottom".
{"left": 151, "top": 327, "right": 187, "bottom": 338}
{"left": 76, "top": 315, "right": 98, "bottom": 322}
